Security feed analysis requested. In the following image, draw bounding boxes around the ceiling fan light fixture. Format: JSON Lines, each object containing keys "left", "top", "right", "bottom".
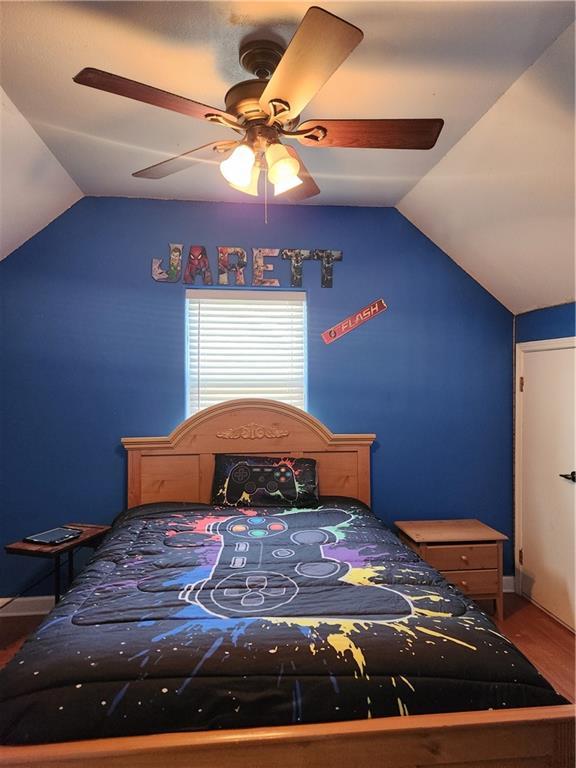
{"left": 230, "top": 164, "right": 262, "bottom": 197}
{"left": 273, "top": 174, "right": 303, "bottom": 196}
{"left": 78, "top": 8, "right": 444, "bottom": 201}
{"left": 220, "top": 144, "right": 256, "bottom": 188}
{"left": 265, "top": 143, "right": 300, "bottom": 187}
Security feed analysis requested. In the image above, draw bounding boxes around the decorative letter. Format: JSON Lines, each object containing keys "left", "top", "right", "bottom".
{"left": 312, "top": 249, "right": 343, "bottom": 288}
{"left": 252, "top": 248, "right": 280, "bottom": 287}
{"left": 183, "top": 246, "right": 213, "bottom": 285}
{"left": 152, "top": 243, "right": 183, "bottom": 282}
{"left": 218, "top": 247, "right": 247, "bottom": 285}
{"left": 280, "top": 249, "right": 312, "bottom": 287}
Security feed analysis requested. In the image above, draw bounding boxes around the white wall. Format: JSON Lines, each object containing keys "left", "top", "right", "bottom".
{"left": 0, "top": 87, "right": 83, "bottom": 260}
{"left": 398, "top": 24, "right": 575, "bottom": 315}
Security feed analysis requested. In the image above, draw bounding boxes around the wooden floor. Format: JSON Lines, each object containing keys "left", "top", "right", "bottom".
{"left": 1, "top": 594, "right": 574, "bottom": 702}
{"left": 494, "top": 593, "right": 575, "bottom": 702}
{"left": 0, "top": 634, "right": 29, "bottom": 669}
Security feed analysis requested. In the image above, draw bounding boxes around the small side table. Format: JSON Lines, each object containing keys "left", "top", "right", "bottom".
{"left": 5, "top": 523, "right": 110, "bottom": 603}
{"left": 394, "top": 519, "right": 508, "bottom": 620}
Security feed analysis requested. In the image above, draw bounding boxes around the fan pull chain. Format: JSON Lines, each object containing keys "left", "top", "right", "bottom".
{"left": 264, "top": 167, "right": 268, "bottom": 225}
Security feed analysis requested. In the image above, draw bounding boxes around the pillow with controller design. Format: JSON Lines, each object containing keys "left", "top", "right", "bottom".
{"left": 211, "top": 454, "right": 319, "bottom": 507}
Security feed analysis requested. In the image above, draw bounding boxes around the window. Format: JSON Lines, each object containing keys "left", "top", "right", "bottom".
{"left": 186, "top": 290, "right": 307, "bottom": 415}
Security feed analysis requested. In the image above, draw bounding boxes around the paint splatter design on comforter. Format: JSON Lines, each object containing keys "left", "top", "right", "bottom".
{"left": 0, "top": 499, "right": 565, "bottom": 744}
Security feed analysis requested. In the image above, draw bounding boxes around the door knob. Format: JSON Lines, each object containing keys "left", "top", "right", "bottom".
{"left": 559, "top": 471, "right": 576, "bottom": 482}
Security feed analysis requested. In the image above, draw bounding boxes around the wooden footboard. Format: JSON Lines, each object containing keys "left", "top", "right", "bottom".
{"left": 1, "top": 705, "right": 573, "bottom": 768}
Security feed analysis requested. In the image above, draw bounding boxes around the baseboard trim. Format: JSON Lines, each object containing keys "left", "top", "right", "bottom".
{"left": 0, "top": 596, "right": 55, "bottom": 617}
{"left": 503, "top": 576, "right": 515, "bottom": 593}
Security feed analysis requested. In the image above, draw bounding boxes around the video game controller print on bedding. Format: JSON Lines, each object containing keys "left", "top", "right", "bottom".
{"left": 211, "top": 455, "right": 318, "bottom": 506}
{"left": 0, "top": 499, "right": 566, "bottom": 745}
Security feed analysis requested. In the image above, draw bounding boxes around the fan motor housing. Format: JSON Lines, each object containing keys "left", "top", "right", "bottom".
{"left": 224, "top": 79, "right": 269, "bottom": 123}
{"left": 224, "top": 79, "right": 298, "bottom": 130}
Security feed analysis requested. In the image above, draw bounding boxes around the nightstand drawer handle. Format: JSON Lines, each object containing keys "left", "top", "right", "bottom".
{"left": 460, "top": 555, "right": 469, "bottom": 563}
{"left": 460, "top": 580, "right": 468, "bottom": 587}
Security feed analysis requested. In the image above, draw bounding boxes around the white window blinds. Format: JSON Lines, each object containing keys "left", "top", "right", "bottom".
{"left": 186, "top": 290, "right": 307, "bottom": 415}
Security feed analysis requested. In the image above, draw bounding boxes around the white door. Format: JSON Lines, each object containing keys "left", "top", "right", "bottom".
{"left": 517, "top": 338, "right": 575, "bottom": 630}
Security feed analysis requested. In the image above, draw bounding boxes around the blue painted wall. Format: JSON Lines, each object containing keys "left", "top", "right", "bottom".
{"left": 0, "top": 197, "right": 513, "bottom": 594}
{"left": 516, "top": 302, "right": 575, "bottom": 343}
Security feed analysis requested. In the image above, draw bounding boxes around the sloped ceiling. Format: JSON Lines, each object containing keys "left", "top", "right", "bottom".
{"left": 0, "top": 1, "right": 572, "bottom": 208}
{"left": 398, "top": 23, "right": 575, "bottom": 314}
{"left": 0, "top": 88, "right": 82, "bottom": 260}
{"left": 0, "top": 2, "right": 574, "bottom": 315}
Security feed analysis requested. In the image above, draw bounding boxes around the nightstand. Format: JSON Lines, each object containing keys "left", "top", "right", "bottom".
{"left": 5, "top": 522, "right": 110, "bottom": 603}
{"left": 394, "top": 519, "right": 508, "bottom": 620}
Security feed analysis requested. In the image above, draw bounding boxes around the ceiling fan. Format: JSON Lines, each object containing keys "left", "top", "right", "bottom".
{"left": 73, "top": 6, "right": 444, "bottom": 202}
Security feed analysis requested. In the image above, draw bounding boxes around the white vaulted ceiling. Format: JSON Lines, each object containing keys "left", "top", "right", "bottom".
{"left": 398, "top": 23, "right": 575, "bottom": 314}
{"left": 0, "top": 87, "right": 83, "bottom": 260}
{"left": 1, "top": 1, "right": 573, "bottom": 207}
{"left": 0, "top": 1, "right": 574, "bottom": 312}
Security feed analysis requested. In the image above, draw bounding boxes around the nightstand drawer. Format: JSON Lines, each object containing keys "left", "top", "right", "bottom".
{"left": 440, "top": 568, "right": 499, "bottom": 595}
{"left": 424, "top": 543, "right": 498, "bottom": 571}
{"left": 395, "top": 519, "right": 507, "bottom": 620}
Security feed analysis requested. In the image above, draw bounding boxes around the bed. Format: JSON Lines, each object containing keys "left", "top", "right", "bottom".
{"left": 0, "top": 399, "right": 573, "bottom": 767}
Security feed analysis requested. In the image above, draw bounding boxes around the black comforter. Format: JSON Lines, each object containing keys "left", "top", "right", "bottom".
{"left": 0, "top": 499, "right": 565, "bottom": 744}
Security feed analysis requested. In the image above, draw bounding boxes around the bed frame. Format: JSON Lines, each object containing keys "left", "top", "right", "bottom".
{"left": 2, "top": 400, "right": 573, "bottom": 768}
{"left": 121, "top": 398, "right": 375, "bottom": 508}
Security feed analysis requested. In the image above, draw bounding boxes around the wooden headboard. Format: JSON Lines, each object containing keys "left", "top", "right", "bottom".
{"left": 122, "top": 399, "right": 375, "bottom": 508}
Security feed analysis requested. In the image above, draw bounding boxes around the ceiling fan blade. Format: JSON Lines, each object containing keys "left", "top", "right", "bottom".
{"left": 295, "top": 118, "right": 444, "bottom": 149}
{"left": 259, "top": 7, "right": 363, "bottom": 123}
{"left": 73, "top": 68, "right": 240, "bottom": 129}
{"left": 133, "top": 141, "right": 238, "bottom": 179}
{"left": 274, "top": 146, "right": 320, "bottom": 202}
